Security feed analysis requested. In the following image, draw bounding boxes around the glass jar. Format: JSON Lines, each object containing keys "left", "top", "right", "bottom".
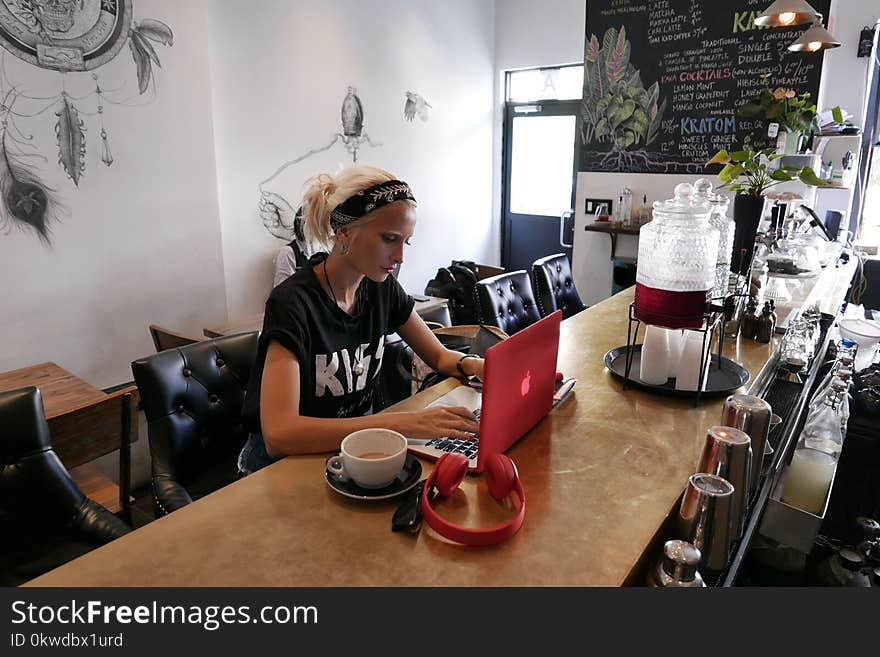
{"left": 635, "top": 183, "right": 719, "bottom": 329}
{"left": 694, "top": 179, "right": 734, "bottom": 302}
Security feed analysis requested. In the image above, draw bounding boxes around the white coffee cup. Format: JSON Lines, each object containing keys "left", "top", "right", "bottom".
{"left": 327, "top": 429, "right": 407, "bottom": 489}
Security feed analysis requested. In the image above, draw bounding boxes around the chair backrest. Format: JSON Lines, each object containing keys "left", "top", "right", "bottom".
{"left": 417, "top": 303, "right": 452, "bottom": 327}
{"left": 474, "top": 270, "right": 542, "bottom": 335}
{"left": 149, "top": 324, "right": 201, "bottom": 352}
{"left": 0, "top": 387, "right": 116, "bottom": 530}
{"left": 531, "top": 253, "right": 586, "bottom": 320}
{"left": 0, "top": 386, "right": 54, "bottom": 461}
{"left": 131, "top": 332, "right": 259, "bottom": 485}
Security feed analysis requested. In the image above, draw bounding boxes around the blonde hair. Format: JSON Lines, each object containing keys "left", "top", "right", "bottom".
{"left": 302, "top": 165, "right": 405, "bottom": 250}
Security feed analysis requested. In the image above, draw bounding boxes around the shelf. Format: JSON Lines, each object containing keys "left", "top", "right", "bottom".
{"left": 584, "top": 221, "right": 642, "bottom": 261}
{"left": 584, "top": 221, "right": 642, "bottom": 235}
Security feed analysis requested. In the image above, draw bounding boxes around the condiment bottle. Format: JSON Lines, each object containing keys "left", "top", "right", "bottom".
{"left": 648, "top": 540, "right": 706, "bottom": 587}
{"left": 620, "top": 187, "right": 633, "bottom": 228}
{"left": 638, "top": 194, "right": 651, "bottom": 225}
{"left": 740, "top": 297, "right": 759, "bottom": 340}
{"left": 755, "top": 302, "right": 776, "bottom": 343}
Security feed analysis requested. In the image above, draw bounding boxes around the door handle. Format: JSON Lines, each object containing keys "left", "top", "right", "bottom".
{"left": 559, "top": 209, "right": 574, "bottom": 248}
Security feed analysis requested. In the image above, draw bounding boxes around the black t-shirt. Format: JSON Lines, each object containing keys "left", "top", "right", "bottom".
{"left": 243, "top": 254, "right": 415, "bottom": 433}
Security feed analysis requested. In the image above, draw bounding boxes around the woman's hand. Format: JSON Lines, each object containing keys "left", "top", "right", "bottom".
{"left": 397, "top": 406, "right": 479, "bottom": 440}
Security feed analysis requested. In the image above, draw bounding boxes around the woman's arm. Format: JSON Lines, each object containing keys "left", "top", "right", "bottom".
{"left": 396, "top": 311, "right": 485, "bottom": 380}
{"left": 260, "top": 340, "right": 479, "bottom": 456}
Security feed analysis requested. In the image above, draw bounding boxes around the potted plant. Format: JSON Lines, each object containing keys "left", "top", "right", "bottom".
{"left": 739, "top": 81, "right": 844, "bottom": 153}
{"left": 706, "top": 147, "right": 827, "bottom": 274}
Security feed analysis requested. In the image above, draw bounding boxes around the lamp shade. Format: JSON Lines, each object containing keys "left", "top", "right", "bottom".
{"left": 753, "top": 0, "right": 819, "bottom": 27}
{"left": 788, "top": 20, "right": 841, "bottom": 52}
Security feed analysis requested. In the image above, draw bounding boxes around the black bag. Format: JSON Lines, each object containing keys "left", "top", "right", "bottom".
{"left": 424, "top": 261, "right": 479, "bottom": 324}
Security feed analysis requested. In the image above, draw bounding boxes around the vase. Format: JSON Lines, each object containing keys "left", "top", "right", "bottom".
{"left": 781, "top": 130, "right": 803, "bottom": 155}
{"left": 731, "top": 194, "right": 765, "bottom": 275}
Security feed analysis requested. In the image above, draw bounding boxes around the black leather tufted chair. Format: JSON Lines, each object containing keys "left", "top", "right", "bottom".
{"left": 531, "top": 253, "right": 587, "bottom": 320}
{"left": 131, "top": 331, "right": 258, "bottom": 518}
{"left": 475, "top": 270, "right": 542, "bottom": 335}
{"left": 0, "top": 387, "right": 130, "bottom": 584}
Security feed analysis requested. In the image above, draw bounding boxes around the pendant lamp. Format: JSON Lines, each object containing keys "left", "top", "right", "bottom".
{"left": 754, "top": 0, "right": 819, "bottom": 27}
{"left": 787, "top": 18, "right": 842, "bottom": 52}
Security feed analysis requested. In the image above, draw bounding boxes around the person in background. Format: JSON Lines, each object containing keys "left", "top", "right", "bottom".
{"left": 238, "top": 165, "right": 483, "bottom": 474}
{"left": 261, "top": 193, "right": 314, "bottom": 287}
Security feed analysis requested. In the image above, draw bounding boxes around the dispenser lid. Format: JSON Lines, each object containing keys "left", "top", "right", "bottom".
{"left": 652, "top": 182, "right": 712, "bottom": 218}
{"left": 694, "top": 177, "right": 731, "bottom": 209}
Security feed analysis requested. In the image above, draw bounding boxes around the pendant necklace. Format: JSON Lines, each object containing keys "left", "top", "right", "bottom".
{"left": 324, "top": 259, "right": 367, "bottom": 376}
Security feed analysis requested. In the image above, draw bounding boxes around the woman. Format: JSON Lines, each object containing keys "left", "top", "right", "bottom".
{"left": 239, "top": 165, "right": 483, "bottom": 474}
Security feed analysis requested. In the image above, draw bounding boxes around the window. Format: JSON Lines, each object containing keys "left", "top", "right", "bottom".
{"left": 506, "top": 65, "right": 584, "bottom": 102}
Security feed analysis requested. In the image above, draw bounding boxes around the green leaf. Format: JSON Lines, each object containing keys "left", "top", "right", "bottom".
{"left": 706, "top": 149, "right": 730, "bottom": 166}
{"left": 608, "top": 98, "right": 635, "bottom": 130}
{"left": 770, "top": 169, "right": 793, "bottom": 181}
{"left": 768, "top": 153, "right": 783, "bottom": 161}
{"left": 729, "top": 150, "right": 749, "bottom": 162}
{"left": 718, "top": 163, "right": 743, "bottom": 182}
{"left": 798, "top": 167, "right": 828, "bottom": 187}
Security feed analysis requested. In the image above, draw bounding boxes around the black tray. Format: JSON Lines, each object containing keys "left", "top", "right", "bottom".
{"left": 604, "top": 345, "right": 750, "bottom": 397}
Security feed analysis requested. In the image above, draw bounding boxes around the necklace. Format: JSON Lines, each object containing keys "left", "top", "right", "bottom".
{"left": 323, "top": 259, "right": 340, "bottom": 308}
{"left": 324, "top": 260, "right": 367, "bottom": 375}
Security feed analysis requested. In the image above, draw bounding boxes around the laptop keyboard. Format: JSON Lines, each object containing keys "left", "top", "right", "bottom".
{"left": 422, "top": 408, "right": 480, "bottom": 458}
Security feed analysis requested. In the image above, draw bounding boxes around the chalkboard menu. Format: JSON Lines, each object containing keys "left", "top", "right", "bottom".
{"left": 579, "top": 0, "right": 831, "bottom": 173}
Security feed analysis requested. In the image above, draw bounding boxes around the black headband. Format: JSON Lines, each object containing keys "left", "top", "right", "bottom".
{"left": 329, "top": 180, "right": 416, "bottom": 231}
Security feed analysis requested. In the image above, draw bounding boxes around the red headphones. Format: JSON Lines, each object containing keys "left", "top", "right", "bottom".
{"left": 421, "top": 452, "right": 526, "bottom": 546}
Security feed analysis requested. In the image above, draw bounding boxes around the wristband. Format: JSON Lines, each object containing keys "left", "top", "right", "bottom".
{"left": 456, "top": 354, "right": 480, "bottom": 378}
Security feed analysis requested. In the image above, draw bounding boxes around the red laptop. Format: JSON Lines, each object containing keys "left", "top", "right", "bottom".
{"left": 407, "top": 310, "right": 563, "bottom": 472}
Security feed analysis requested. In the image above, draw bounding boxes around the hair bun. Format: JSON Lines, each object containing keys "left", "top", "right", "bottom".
{"left": 316, "top": 173, "right": 337, "bottom": 199}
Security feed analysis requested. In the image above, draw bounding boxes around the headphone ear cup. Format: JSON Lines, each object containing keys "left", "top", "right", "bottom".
{"left": 485, "top": 453, "right": 517, "bottom": 500}
{"left": 434, "top": 452, "right": 469, "bottom": 497}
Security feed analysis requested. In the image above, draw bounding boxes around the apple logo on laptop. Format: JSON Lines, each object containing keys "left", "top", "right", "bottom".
{"left": 520, "top": 370, "right": 531, "bottom": 397}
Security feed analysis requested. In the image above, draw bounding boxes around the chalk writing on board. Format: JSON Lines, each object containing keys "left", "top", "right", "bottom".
{"left": 580, "top": 0, "right": 829, "bottom": 173}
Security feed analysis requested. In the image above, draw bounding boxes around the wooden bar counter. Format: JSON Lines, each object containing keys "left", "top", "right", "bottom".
{"left": 27, "top": 288, "right": 777, "bottom": 587}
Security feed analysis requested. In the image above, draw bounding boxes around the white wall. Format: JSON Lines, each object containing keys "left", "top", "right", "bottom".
{"left": 492, "top": 0, "right": 586, "bottom": 265}
{"left": 0, "top": 0, "right": 225, "bottom": 387}
{"left": 208, "top": 0, "right": 496, "bottom": 320}
{"left": 821, "top": 0, "right": 880, "bottom": 128}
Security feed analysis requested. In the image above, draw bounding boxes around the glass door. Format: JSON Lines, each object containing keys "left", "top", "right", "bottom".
{"left": 501, "top": 66, "right": 581, "bottom": 272}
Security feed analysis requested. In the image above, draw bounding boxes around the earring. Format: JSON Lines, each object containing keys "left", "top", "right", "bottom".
{"left": 340, "top": 243, "right": 350, "bottom": 256}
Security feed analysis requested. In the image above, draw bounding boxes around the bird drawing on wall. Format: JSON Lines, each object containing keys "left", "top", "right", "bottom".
{"left": 404, "top": 91, "right": 431, "bottom": 122}
{"left": 258, "top": 85, "right": 383, "bottom": 241}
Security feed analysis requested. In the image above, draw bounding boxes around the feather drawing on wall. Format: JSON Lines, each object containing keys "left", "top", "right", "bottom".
{"left": 258, "top": 86, "right": 382, "bottom": 242}
{"left": 403, "top": 91, "right": 430, "bottom": 122}
{"left": 0, "top": 0, "right": 174, "bottom": 245}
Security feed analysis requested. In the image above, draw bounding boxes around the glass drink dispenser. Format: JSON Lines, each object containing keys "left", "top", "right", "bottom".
{"left": 635, "top": 183, "right": 719, "bottom": 329}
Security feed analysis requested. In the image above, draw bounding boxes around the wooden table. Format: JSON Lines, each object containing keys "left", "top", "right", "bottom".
{"left": 203, "top": 296, "right": 450, "bottom": 338}
{"left": 26, "top": 289, "right": 779, "bottom": 587}
{"left": 0, "top": 362, "right": 138, "bottom": 516}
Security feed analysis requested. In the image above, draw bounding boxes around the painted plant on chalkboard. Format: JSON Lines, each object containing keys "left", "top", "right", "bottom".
{"left": 581, "top": 26, "right": 666, "bottom": 167}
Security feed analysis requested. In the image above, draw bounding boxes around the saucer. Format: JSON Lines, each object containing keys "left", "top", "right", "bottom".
{"left": 324, "top": 453, "right": 422, "bottom": 500}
